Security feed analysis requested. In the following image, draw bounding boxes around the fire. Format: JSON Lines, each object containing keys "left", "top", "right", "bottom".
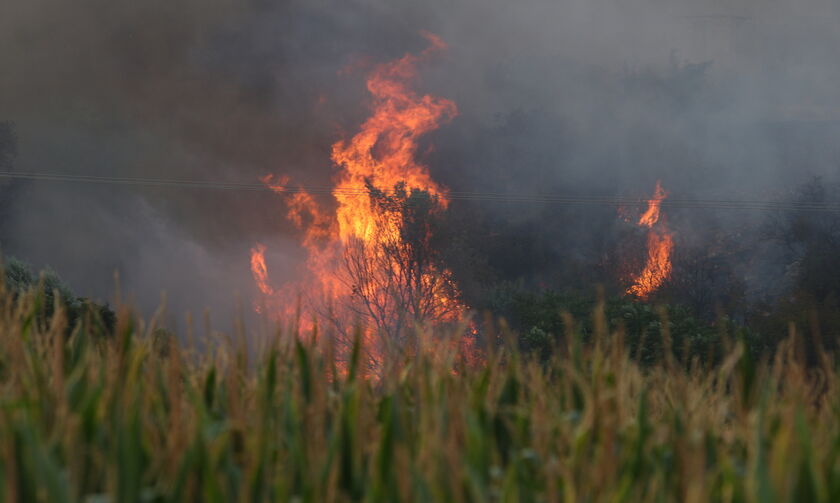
{"left": 330, "top": 32, "right": 455, "bottom": 245}
{"left": 626, "top": 181, "right": 674, "bottom": 299}
{"left": 637, "top": 181, "right": 667, "bottom": 228}
{"left": 250, "top": 244, "right": 273, "bottom": 298}
{"left": 251, "top": 34, "right": 471, "bottom": 363}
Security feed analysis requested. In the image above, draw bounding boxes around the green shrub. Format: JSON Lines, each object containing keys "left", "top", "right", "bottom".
{"left": 2, "top": 257, "right": 115, "bottom": 336}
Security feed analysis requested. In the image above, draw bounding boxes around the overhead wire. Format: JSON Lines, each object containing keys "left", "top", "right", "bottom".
{"left": 2, "top": 170, "right": 840, "bottom": 212}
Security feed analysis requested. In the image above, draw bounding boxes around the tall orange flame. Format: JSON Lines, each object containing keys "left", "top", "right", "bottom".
{"left": 251, "top": 34, "right": 468, "bottom": 358}
{"left": 331, "top": 33, "right": 456, "bottom": 245}
{"left": 627, "top": 181, "right": 674, "bottom": 299}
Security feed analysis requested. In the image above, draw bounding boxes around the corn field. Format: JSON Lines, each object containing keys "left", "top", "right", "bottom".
{"left": 2, "top": 284, "right": 840, "bottom": 502}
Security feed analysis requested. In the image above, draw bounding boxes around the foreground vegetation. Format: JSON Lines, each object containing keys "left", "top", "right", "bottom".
{"left": 2, "top": 281, "right": 840, "bottom": 502}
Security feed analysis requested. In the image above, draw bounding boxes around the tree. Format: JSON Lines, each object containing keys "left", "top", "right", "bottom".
{"left": 753, "top": 177, "right": 840, "bottom": 358}
{"left": 763, "top": 177, "right": 840, "bottom": 301}
{"left": 2, "top": 257, "right": 115, "bottom": 336}
{"left": 339, "top": 181, "right": 461, "bottom": 350}
{"left": 663, "top": 231, "right": 747, "bottom": 319}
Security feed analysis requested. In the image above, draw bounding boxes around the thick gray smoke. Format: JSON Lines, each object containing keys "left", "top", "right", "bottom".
{"left": 1, "top": 0, "right": 839, "bottom": 322}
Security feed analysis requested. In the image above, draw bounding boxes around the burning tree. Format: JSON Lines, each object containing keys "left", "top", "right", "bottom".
{"left": 251, "top": 34, "right": 471, "bottom": 366}
{"left": 340, "top": 181, "right": 461, "bottom": 346}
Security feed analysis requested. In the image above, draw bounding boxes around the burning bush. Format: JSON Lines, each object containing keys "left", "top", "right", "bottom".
{"left": 341, "top": 182, "right": 462, "bottom": 343}
{"left": 251, "top": 35, "right": 471, "bottom": 368}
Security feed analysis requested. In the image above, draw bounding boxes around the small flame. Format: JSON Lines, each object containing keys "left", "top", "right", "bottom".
{"left": 637, "top": 181, "right": 667, "bottom": 228}
{"left": 250, "top": 244, "right": 273, "bottom": 297}
{"left": 626, "top": 181, "right": 674, "bottom": 299}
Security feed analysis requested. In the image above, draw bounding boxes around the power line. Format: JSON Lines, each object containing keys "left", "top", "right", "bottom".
{"left": 2, "top": 170, "right": 840, "bottom": 212}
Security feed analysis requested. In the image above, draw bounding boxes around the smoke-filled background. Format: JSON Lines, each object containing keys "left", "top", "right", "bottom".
{"left": 2, "top": 0, "right": 840, "bottom": 327}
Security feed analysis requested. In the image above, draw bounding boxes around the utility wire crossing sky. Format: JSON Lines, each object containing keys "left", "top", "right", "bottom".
{"left": 2, "top": 171, "right": 839, "bottom": 212}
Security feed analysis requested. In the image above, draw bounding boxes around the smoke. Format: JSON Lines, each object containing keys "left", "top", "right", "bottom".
{"left": 1, "top": 0, "right": 840, "bottom": 321}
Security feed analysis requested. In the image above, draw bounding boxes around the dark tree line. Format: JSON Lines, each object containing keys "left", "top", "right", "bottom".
{"left": 3, "top": 257, "right": 115, "bottom": 336}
